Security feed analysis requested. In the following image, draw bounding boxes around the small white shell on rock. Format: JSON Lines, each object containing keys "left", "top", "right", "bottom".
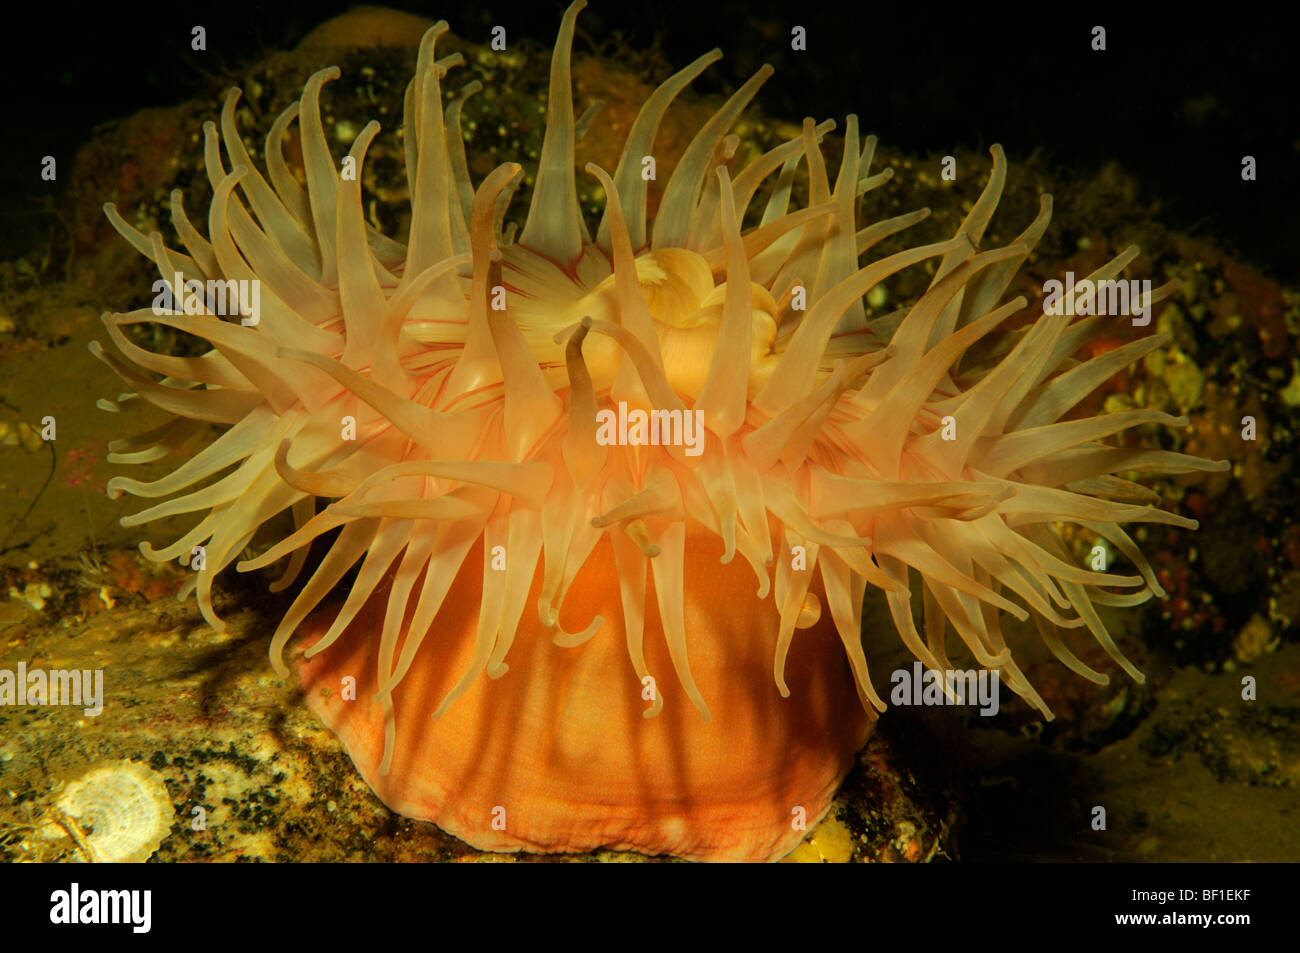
{"left": 56, "top": 760, "right": 174, "bottom": 863}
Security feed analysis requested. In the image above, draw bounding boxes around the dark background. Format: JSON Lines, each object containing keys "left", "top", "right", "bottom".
{"left": 0, "top": 0, "right": 1294, "bottom": 278}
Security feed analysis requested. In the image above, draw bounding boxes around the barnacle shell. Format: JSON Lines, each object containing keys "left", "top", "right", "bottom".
{"left": 56, "top": 760, "right": 174, "bottom": 863}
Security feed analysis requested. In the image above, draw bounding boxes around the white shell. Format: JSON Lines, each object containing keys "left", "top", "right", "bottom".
{"left": 56, "top": 760, "right": 174, "bottom": 863}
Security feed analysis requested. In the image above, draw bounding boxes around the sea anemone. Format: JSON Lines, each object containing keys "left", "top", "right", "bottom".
{"left": 93, "top": 1, "right": 1227, "bottom": 861}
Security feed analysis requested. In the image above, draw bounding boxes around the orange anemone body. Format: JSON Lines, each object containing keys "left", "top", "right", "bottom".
{"left": 297, "top": 531, "right": 870, "bottom": 861}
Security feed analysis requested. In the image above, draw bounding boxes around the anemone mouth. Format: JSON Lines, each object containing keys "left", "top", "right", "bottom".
{"left": 93, "top": 0, "right": 1229, "bottom": 775}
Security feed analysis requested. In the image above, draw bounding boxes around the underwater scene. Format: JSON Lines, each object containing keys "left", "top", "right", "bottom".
{"left": 0, "top": 0, "right": 1295, "bottom": 886}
